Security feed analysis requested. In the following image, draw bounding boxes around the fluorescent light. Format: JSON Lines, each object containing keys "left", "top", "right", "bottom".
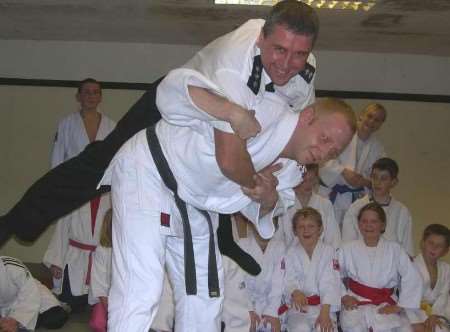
{"left": 214, "top": 0, "right": 376, "bottom": 11}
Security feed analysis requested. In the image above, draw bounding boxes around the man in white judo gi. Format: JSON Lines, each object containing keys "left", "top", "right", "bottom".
{"left": 100, "top": 2, "right": 355, "bottom": 331}
{"left": 0, "top": 256, "right": 68, "bottom": 332}
{"left": 43, "top": 78, "right": 116, "bottom": 312}
{"left": 103, "top": 93, "right": 355, "bottom": 332}
{"left": 319, "top": 103, "right": 387, "bottom": 224}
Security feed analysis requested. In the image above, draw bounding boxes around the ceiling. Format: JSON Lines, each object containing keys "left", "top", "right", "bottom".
{"left": 1, "top": 0, "right": 450, "bottom": 57}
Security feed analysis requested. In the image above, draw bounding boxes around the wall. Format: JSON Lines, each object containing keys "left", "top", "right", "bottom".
{"left": 0, "top": 39, "right": 449, "bottom": 264}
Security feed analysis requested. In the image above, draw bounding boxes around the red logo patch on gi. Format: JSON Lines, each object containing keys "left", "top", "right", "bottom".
{"left": 160, "top": 213, "right": 170, "bottom": 227}
{"left": 332, "top": 259, "right": 340, "bottom": 271}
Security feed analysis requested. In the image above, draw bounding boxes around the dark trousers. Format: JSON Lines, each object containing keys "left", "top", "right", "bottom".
{"left": 36, "top": 305, "right": 68, "bottom": 329}
{"left": 58, "top": 266, "right": 88, "bottom": 313}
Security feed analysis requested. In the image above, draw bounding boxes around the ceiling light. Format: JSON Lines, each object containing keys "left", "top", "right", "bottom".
{"left": 214, "top": 0, "right": 376, "bottom": 11}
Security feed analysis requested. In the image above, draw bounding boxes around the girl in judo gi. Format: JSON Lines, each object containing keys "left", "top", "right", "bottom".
{"left": 338, "top": 202, "right": 423, "bottom": 332}
{"left": 408, "top": 224, "right": 450, "bottom": 332}
{"left": 284, "top": 207, "right": 341, "bottom": 332}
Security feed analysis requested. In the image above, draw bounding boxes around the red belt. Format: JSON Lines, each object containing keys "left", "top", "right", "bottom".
{"left": 278, "top": 294, "right": 321, "bottom": 315}
{"left": 69, "top": 239, "right": 97, "bottom": 285}
{"left": 348, "top": 278, "right": 396, "bottom": 306}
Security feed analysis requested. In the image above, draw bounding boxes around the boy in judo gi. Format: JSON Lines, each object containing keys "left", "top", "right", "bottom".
{"left": 339, "top": 202, "right": 422, "bottom": 332}
{"left": 0, "top": 256, "right": 68, "bottom": 332}
{"left": 43, "top": 78, "right": 115, "bottom": 312}
{"left": 408, "top": 224, "right": 450, "bottom": 332}
{"left": 319, "top": 103, "right": 387, "bottom": 224}
{"left": 341, "top": 157, "right": 414, "bottom": 256}
{"left": 283, "top": 207, "right": 341, "bottom": 332}
{"left": 277, "top": 164, "right": 341, "bottom": 249}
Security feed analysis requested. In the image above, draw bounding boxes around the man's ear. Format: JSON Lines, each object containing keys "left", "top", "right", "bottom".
{"left": 256, "top": 29, "right": 264, "bottom": 48}
{"left": 299, "top": 106, "right": 315, "bottom": 126}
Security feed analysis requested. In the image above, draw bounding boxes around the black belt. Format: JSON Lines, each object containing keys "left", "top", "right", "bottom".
{"left": 146, "top": 126, "right": 220, "bottom": 297}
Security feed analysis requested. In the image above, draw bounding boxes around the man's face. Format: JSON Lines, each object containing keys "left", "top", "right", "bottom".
{"left": 370, "top": 168, "right": 397, "bottom": 199}
{"left": 295, "top": 109, "right": 353, "bottom": 165}
{"left": 257, "top": 24, "right": 314, "bottom": 86}
{"left": 358, "top": 106, "right": 385, "bottom": 137}
{"left": 77, "top": 82, "right": 102, "bottom": 111}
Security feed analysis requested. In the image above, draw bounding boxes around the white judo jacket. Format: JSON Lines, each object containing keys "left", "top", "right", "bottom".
{"left": 338, "top": 239, "right": 422, "bottom": 331}
{"left": 51, "top": 111, "right": 116, "bottom": 168}
{"left": 406, "top": 254, "right": 450, "bottom": 327}
{"left": 239, "top": 235, "right": 286, "bottom": 318}
{"left": 319, "top": 133, "right": 385, "bottom": 223}
{"left": 341, "top": 195, "right": 414, "bottom": 256}
{"left": 277, "top": 193, "right": 341, "bottom": 249}
{"left": 0, "top": 256, "right": 60, "bottom": 331}
{"left": 45, "top": 110, "right": 115, "bottom": 296}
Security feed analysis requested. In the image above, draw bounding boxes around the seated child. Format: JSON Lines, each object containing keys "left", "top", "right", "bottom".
{"left": 339, "top": 202, "right": 422, "bottom": 332}
{"left": 278, "top": 164, "right": 341, "bottom": 249}
{"left": 284, "top": 207, "right": 341, "bottom": 332}
{"left": 342, "top": 158, "right": 414, "bottom": 256}
{"left": 237, "top": 217, "right": 286, "bottom": 332}
{"left": 0, "top": 256, "right": 68, "bottom": 331}
{"left": 408, "top": 224, "right": 450, "bottom": 332}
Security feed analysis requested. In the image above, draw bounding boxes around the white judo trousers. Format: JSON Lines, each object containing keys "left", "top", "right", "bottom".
{"left": 405, "top": 254, "right": 450, "bottom": 331}
{"left": 90, "top": 244, "right": 175, "bottom": 332}
{"left": 284, "top": 242, "right": 341, "bottom": 332}
{"left": 0, "top": 256, "right": 60, "bottom": 331}
{"left": 341, "top": 195, "right": 414, "bottom": 256}
{"left": 319, "top": 134, "right": 385, "bottom": 224}
{"left": 240, "top": 235, "right": 286, "bottom": 332}
{"left": 105, "top": 131, "right": 224, "bottom": 332}
{"left": 277, "top": 193, "right": 341, "bottom": 249}
{"left": 222, "top": 255, "right": 252, "bottom": 332}
{"left": 338, "top": 239, "right": 422, "bottom": 332}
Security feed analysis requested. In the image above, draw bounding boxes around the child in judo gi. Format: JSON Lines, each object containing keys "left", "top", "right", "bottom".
{"left": 0, "top": 256, "right": 68, "bottom": 332}
{"left": 319, "top": 103, "right": 387, "bottom": 224}
{"left": 408, "top": 224, "right": 450, "bottom": 332}
{"left": 284, "top": 207, "right": 341, "bottom": 332}
{"left": 339, "top": 202, "right": 422, "bottom": 332}
{"left": 342, "top": 157, "right": 414, "bottom": 256}
{"left": 278, "top": 164, "right": 341, "bottom": 249}
{"left": 44, "top": 78, "right": 115, "bottom": 313}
